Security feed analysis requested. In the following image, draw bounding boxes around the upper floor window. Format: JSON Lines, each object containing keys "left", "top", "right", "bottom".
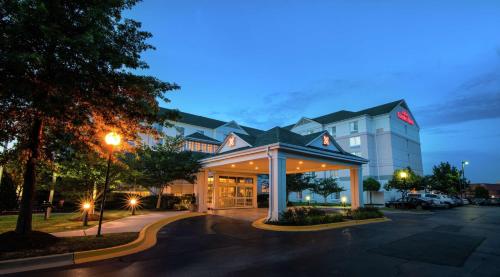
{"left": 349, "top": 121, "right": 358, "bottom": 134}
{"left": 330, "top": 126, "right": 336, "bottom": 138}
{"left": 175, "top": 126, "right": 185, "bottom": 136}
{"left": 351, "top": 151, "right": 362, "bottom": 157}
{"left": 349, "top": 136, "right": 361, "bottom": 147}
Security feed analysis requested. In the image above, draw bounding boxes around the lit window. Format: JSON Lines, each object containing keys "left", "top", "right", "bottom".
{"left": 349, "top": 121, "right": 358, "bottom": 134}
{"left": 349, "top": 136, "right": 361, "bottom": 147}
{"left": 207, "top": 144, "right": 213, "bottom": 153}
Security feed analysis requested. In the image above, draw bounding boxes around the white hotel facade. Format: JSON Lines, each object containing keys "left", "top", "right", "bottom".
{"left": 143, "top": 99, "right": 422, "bottom": 208}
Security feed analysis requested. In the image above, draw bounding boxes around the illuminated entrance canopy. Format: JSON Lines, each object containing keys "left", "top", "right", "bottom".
{"left": 397, "top": 110, "right": 414, "bottom": 125}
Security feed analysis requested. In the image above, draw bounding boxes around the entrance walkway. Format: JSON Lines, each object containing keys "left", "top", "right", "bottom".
{"left": 208, "top": 208, "right": 267, "bottom": 222}
{"left": 52, "top": 211, "right": 188, "bottom": 237}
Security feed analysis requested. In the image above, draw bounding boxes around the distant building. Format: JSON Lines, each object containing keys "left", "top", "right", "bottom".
{"left": 140, "top": 99, "right": 422, "bottom": 204}
{"left": 467, "top": 183, "right": 500, "bottom": 199}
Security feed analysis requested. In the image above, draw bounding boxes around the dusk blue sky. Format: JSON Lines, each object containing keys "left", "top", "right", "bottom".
{"left": 127, "top": 0, "right": 500, "bottom": 183}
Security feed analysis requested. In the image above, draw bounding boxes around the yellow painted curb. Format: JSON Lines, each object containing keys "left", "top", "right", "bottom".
{"left": 252, "top": 217, "right": 391, "bottom": 232}
{"left": 73, "top": 212, "right": 205, "bottom": 264}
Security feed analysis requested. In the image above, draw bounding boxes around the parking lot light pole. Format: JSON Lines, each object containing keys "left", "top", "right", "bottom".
{"left": 96, "top": 132, "right": 121, "bottom": 237}
{"left": 461, "top": 161, "right": 469, "bottom": 198}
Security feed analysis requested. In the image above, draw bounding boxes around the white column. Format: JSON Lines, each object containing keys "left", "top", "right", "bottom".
{"left": 195, "top": 169, "right": 208, "bottom": 212}
{"left": 267, "top": 150, "right": 287, "bottom": 221}
{"left": 350, "top": 166, "right": 364, "bottom": 210}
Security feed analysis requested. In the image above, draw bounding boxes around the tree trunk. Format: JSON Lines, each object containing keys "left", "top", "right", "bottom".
{"left": 324, "top": 196, "right": 327, "bottom": 204}
{"left": 16, "top": 118, "right": 43, "bottom": 234}
{"left": 91, "top": 181, "right": 97, "bottom": 215}
{"left": 45, "top": 171, "right": 57, "bottom": 219}
{"left": 369, "top": 191, "right": 372, "bottom": 205}
{"left": 156, "top": 185, "right": 164, "bottom": 209}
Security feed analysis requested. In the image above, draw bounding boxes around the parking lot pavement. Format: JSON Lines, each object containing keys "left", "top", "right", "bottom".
{"left": 9, "top": 206, "right": 500, "bottom": 277}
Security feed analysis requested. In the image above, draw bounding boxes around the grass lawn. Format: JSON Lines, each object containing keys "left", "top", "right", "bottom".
{"left": 0, "top": 210, "right": 149, "bottom": 234}
{"left": 0, "top": 232, "right": 138, "bottom": 261}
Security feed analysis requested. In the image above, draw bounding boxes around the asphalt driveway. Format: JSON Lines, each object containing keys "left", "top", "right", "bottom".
{"left": 9, "top": 206, "right": 500, "bottom": 277}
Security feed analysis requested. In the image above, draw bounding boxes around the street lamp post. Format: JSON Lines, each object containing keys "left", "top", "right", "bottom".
{"left": 96, "top": 132, "right": 121, "bottom": 237}
{"left": 461, "top": 161, "right": 469, "bottom": 198}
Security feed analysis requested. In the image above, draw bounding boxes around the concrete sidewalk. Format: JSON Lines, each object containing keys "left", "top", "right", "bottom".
{"left": 52, "top": 211, "right": 188, "bottom": 237}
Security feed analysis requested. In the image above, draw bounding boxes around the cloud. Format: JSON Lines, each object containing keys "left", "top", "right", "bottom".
{"left": 415, "top": 72, "right": 500, "bottom": 127}
{"left": 211, "top": 78, "right": 365, "bottom": 129}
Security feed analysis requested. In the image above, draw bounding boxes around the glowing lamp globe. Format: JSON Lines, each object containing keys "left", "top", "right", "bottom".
{"left": 130, "top": 198, "right": 137, "bottom": 206}
{"left": 341, "top": 196, "right": 347, "bottom": 203}
{"left": 83, "top": 203, "right": 91, "bottom": 210}
{"left": 399, "top": 171, "right": 408, "bottom": 179}
{"left": 105, "top": 132, "right": 121, "bottom": 146}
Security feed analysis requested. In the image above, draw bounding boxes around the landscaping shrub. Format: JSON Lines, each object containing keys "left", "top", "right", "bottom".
{"left": 276, "top": 207, "right": 343, "bottom": 226}
{"left": 351, "top": 207, "right": 384, "bottom": 220}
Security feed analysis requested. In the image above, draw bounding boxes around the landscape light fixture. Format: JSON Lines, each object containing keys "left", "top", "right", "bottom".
{"left": 97, "top": 131, "right": 121, "bottom": 237}
{"left": 82, "top": 202, "right": 91, "bottom": 226}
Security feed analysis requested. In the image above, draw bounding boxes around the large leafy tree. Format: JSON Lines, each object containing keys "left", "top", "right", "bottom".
{"left": 127, "top": 136, "right": 203, "bottom": 209}
{"left": 429, "top": 162, "right": 461, "bottom": 195}
{"left": 0, "top": 1, "right": 179, "bottom": 234}
{"left": 286, "top": 173, "right": 314, "bottom": 203}
{"left": 384, "top": 167, "right": 423, "bottom": 200}
{"left": 474, "top": 186, "right": 489, "bottom": 199}
{"left": 363, "top": 177, "right": 381, "bottom": 205}
{"left": 311, "top": 177, "right": 344, "bottom": 204}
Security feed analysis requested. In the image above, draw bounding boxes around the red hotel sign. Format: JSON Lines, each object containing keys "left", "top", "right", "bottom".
{"left": 397, "top": 110, "right": 414, "bottom": 125}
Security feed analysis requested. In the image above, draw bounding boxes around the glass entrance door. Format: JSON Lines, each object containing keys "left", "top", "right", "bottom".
{"left": 217, "top": 176, "right": 255, "bottom": 208}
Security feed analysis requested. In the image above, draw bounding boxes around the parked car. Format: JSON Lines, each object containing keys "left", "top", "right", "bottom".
{"left": 422, "top": 193, "right": 448, "bottom": 208}
{"left": 450, "top": 196, "right": 463, "bottom": 206}
{"left": 462, "top": 198, "right": 470, "bottom": 205}
{"left": 385, "top": 197, "right": 433, "bottom": 210}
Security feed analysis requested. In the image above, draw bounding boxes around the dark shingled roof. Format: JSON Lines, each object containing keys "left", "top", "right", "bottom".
{"left": 185, "top": 132, "right": 221, "bottom": 144}
{"left": 213, "top": 127, "right": 362, "bottom": 161}
{"left": 285, "top": 99, "right": 407, "bottom": 129}
{"left": 160, "top": 108, "right": 264, "bottom": 136}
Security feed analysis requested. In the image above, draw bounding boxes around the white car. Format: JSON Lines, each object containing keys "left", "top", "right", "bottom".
{"left": 422, "top": 193, "right": 448, "bottom": 208}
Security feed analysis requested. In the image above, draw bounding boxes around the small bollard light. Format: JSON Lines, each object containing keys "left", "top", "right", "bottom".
{"left": 129, "top": 198, "right": 138, "bottom": 215}
{"left": 305, "top": 195, "right": 311, "bottom": 206}
{"left": 82, "top": 202, "right": 91, "bottom": 226}
{"left": 341, "top": 196, "right": 347, "bottom": 207}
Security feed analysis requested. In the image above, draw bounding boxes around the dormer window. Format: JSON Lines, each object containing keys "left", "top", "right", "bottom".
{"left": 322, "top": 134, "right": 330, "bottom": 146}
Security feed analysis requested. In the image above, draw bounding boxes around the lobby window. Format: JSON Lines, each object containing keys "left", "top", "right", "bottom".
{"left": 349, "top": 136, "right": 361, "bottom": 147}
{"left": 350, "top": 121, "right": 359, "bottom": 134}
{"left": 330, "top": 126, "right": 336, "bottom": 138}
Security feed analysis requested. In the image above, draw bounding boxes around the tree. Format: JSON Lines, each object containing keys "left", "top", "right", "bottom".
{"left": 128, "top": 137, "right": 202, "bottom": 209}
{"left": 384, "top": 167, "right": 422, "bottom": 200}
{"left": 311, "top": 177, "right": 344, "bottom": 204}
{"left": 286, "top": 173, "right": 314, "bottom": 203}
{"left": 429, "top": 162, "right": 461, "bottom": 195}
{"left": 0, "top": 1, "right": 179, "bottom": 234}
{"left": 363, "top": 177, "right": 381, "bottom": 205}
{"left": 474, "top": 186, "right": 489, "bottom": 199}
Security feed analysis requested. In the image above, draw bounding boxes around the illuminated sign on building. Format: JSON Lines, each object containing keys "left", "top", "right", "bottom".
{"left": 397, "top": 110, "right": 414, "bottom": 125}
{"left": 228, "top": 135, "right": 236, "bottom": 147}
{"left": 322, "top": 134, "right": 330, "bottom": 146}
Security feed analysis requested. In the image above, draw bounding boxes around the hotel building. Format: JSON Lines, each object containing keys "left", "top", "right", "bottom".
{"left": 142, "top": 99, "right": 422, "bottom": 210}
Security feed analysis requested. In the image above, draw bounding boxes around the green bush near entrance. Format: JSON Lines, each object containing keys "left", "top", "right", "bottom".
{"left": 351, "top": 207, "right": 384, "bottom": 220}
{"left": 273, "top": 207, "right": 344, "bottom": 226}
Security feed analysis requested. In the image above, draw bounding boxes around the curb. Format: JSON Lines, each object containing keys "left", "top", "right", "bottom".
{"left": 0, "top": 212, "right": 205, "bottom": 275}
{"left": 252, "top": 217, "right": 391, "bottom": 232}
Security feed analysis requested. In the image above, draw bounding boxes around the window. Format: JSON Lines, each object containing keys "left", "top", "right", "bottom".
{"left": 351, "top": 152, "right": 362, "bottom": 157}
{"left": 349, "top": 121, "right": 359, "bottom": 134}
{"left": 196, "top": 130, "right": 205, "bottom": 135}
{"left": 330, "top": 126, "right": 336, "bottom": 138}
{"left": 349, "top": 136, "right": 361, "bottom": 147}
{"left": 175, "top": 126, "right": 185, "bottom": 136}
